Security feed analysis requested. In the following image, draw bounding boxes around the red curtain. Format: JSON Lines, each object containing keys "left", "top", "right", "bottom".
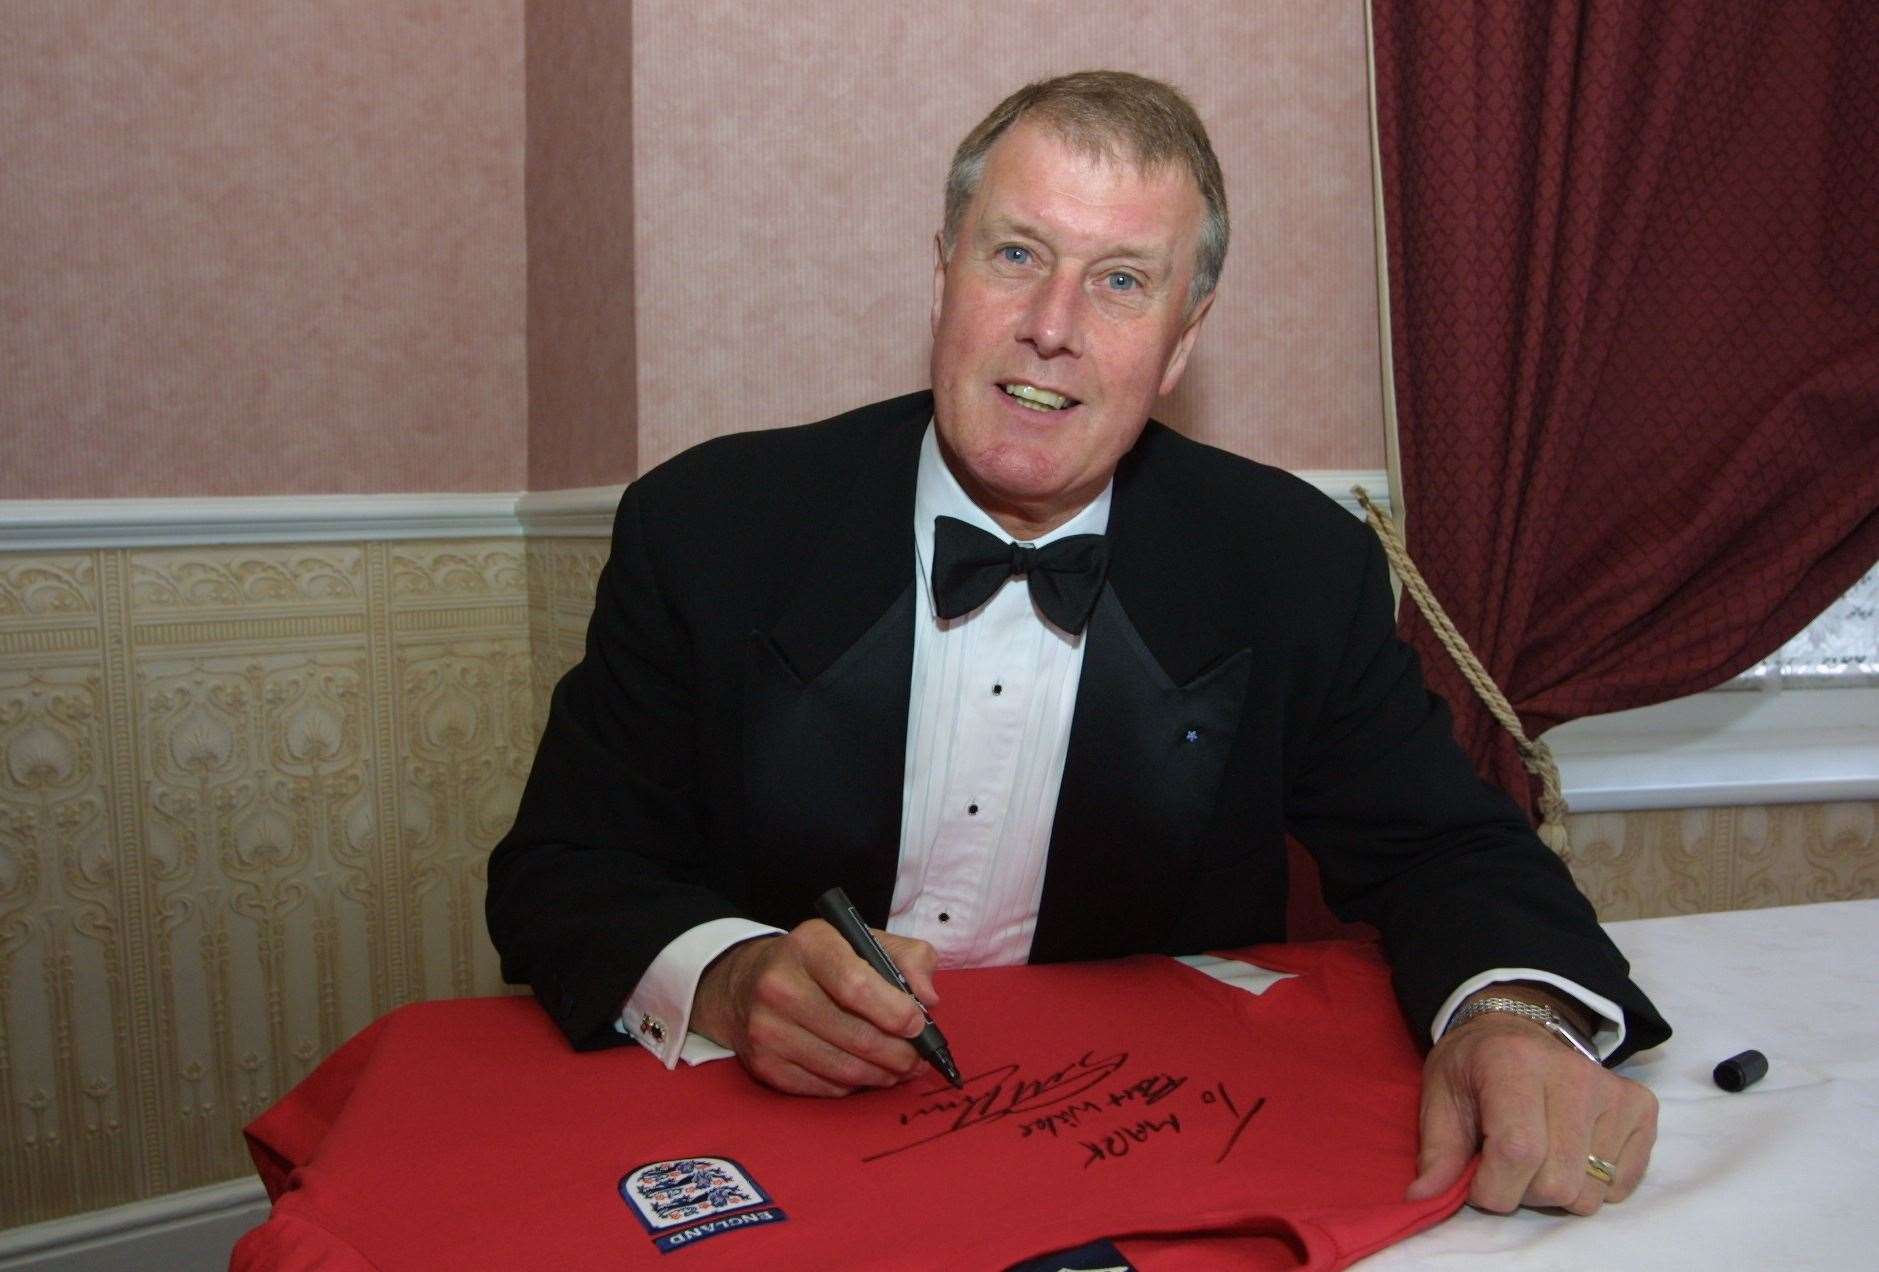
{"left": 1371, "top": 0, "right": 1879, "bottom": 812}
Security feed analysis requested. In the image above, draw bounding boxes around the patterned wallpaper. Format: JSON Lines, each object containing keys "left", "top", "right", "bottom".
{"left": 0, "top": 540, "right": 535, "bottom": 1226}
{"left": 1567, "top": 803, "right": 1878, "bottom": 921}
{"left": 0, "top": 536, "right": 1874, "bottom": 1228}
{"left": 526, "top": 537, "right": 607, "bottom": 734}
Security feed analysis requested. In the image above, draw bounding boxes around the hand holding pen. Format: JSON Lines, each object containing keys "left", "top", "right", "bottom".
{"left": 816, "top": 888, "right": 962, "bottom": 1088}
{"left": 688, "top": 897, "right": 949, "bottom": 1097}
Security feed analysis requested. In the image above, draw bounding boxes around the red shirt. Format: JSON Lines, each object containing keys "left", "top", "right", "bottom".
{"left": 235, "top": 940, "right": 1466, "bottom": 1270}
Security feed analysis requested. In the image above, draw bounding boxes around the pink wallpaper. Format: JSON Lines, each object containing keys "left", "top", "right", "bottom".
{"left": 1, "top": 2, "right": 1383, "bottom": 499}
{"left": 526, "top": 0, "right": 637, "bottom": 491}
{"left": 630, "top": 0, "right": 1386, "bottom": 476}
{"left": 0, "top": 1, "right": 526, "bottom": 498}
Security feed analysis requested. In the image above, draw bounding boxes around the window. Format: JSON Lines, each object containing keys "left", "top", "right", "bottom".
{"left": 1549, "top": 566, "right": 1879, "bottom": 811}
{"left": 1731, "top": 565, "right": 1877, "bottom": 687}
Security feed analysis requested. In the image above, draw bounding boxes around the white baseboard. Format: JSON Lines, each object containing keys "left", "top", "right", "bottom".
{"left": 510, "top": 472, "right": 1391, "bottom": 538}
{"left": 0, "top": 492, "right": 525, "bottom": 551}
{"left": 0, "top": 1178, "right": 269, "bottom": 1271}
{"left": 1302, "top": 470, "right": 1392, "bottom": 520}
{"left": 0, "top": 471, "right": 1389, "bottom": 553}
{"left": 514, "top": 484, "right": 626, "bottom": 538}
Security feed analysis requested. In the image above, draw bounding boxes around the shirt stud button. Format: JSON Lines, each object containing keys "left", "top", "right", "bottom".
{"left": 938, "top": 912, "right": 951, "bottom": 923}
{"left": 992, "top": 683, "right": 1003, "bottom": 695}
{"left": 967, "top": 803, "right": 979, "bottom": 815}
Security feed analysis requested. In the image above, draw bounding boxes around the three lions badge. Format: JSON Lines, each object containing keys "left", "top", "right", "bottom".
{"left": 619, "top": 1157, "right": 787, "bottom": 1254}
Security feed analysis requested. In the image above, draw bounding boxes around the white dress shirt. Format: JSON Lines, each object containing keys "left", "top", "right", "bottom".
{"left": 619, "top": 422, "right": 1623, "bottom": 1065}
{"left": 885, "top": 424, "right": 1108, "bottom": 966}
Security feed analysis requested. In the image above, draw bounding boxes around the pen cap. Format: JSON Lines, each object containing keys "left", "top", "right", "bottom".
{"left": 1712, "top": 1049, "right": 1767, "bottom": 1092}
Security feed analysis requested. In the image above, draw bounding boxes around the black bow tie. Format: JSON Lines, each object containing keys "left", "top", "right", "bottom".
{"left": 931, "top": 515, "right": 1109, "bottom": 634}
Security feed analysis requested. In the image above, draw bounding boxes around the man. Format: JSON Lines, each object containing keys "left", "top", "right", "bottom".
{"left": 488, "top": 71, "right": 1666, "bottom": 1220}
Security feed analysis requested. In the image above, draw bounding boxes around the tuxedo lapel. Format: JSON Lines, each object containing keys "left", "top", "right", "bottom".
{"left": 1100, "top": 425, "right": 1246, "bottom": 686}
{"left": 740, "top": 407, "right": 927, "bottom": 927}
{"left": 1032, "top": 428, "right": 1254, "bottom": 961}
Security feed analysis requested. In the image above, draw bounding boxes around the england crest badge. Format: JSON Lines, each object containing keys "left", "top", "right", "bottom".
{"left": 619, "top": 1156, "right": 787, "bottom": 1254}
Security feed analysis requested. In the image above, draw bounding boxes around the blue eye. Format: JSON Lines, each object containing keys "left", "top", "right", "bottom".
{"left": 1106, "top": 272, "right": 1139, "bottom": 291}
{"left": 998, "top": 245, "right": 1032, "bottom": 265}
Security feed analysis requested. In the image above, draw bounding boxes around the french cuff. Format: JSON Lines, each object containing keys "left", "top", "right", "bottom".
{"left": 615, "top": 917, "right": 783, "bottom": 1068}
{"left": 1432, "top": 968, "right": 1626, "bottom": 1062}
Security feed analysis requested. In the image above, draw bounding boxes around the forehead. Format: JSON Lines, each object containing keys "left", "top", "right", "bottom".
{"left": 970, "top": 120, "right": 1204, "bottom": 260}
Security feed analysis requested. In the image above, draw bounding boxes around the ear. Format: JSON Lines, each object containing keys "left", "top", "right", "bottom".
{"left": 931, "top": 232, "right": 949, "bottom": 335}
{"left": 1157, "top": 290, "right": 1215, "bottom": 397}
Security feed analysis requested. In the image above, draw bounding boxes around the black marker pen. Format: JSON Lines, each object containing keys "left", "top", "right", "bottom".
{"left": 815, "top": 887, "right": 963, "bottom": 1089}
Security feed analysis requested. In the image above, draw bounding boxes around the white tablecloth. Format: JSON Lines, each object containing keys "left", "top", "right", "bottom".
{"left": 1363, "top": 898, "right": 1879, "bottom": 1270}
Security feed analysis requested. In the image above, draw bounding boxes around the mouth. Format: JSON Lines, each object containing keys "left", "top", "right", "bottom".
{"left": 999, "top": 381, "right": 1080, "bottom": 413}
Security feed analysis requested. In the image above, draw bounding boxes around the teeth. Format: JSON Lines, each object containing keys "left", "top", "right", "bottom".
{"left": 1003, "top": 383, "right": 1069, "bottom": 411}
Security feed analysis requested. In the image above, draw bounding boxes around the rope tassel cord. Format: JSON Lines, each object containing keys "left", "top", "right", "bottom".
{"left": 1351, "top": 487, "right": 1573, "bottom": 860}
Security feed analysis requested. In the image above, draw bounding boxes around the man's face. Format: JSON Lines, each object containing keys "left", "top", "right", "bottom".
{"left": 930, "top": 119, "right": 1213, "bottom": 537}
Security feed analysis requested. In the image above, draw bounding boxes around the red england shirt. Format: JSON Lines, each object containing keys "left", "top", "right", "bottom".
{"left": 234, "top": 940, "right": 1467, "bottom": 1270}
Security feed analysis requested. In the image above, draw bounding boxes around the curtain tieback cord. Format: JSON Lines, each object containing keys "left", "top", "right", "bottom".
{"left": 1352, "top": 486, "right": 1572, "bottom": 860}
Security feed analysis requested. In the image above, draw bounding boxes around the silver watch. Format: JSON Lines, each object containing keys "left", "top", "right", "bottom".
{"left": 1446, "top": 995, "right": 1602, "bottom": 1066}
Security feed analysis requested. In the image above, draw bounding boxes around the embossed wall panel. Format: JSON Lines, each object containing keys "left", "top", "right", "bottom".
{"left": 552, "top": 539, "right": 605, "bottom": 667}
{"left": 1567, "top": 802, "right": 1879, "bottom": 921}
{"left": 525, "top": 540, "right": 559, "bottom": 744}
{"left": 126, "top": 541, "right": 384, "bottom": 1182}
{"left": 389, "top": 542, "right": 531, "bottom": 1004}
{"left": 0, "top": 655, "right": 131, "bottom": 1219}
{"left": 525, "top": 537, "right": 607, "bottom": 730}
{"left": 0, "top": 541, "right": 527, "bottom": 1228}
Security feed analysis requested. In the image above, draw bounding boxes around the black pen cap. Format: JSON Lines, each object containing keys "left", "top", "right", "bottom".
{"left": 1712, "top": 1049, "right": 1768, "bottom": 1092}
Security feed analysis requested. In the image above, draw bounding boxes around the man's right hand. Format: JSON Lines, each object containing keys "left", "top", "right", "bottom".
{"left": 689, "top": 920, "right": 941, "bottom": 1097}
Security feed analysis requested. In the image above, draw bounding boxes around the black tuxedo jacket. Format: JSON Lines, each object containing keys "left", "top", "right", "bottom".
{"left": 488, "top": 392, "right": 1668, "bottom": 1058}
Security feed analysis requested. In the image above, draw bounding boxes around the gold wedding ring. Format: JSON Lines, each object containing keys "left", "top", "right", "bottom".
{"left": 1585, "top": 1154, "right": 1617, "bottom": 1185}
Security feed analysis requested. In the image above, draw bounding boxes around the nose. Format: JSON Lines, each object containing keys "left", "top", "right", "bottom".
{"left": 1016, "top": 270, "right": 1084, "bottom": 359}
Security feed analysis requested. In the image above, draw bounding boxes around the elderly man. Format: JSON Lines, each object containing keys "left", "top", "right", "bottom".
{"left": 488, "top": 71, "right": 1666, "bottom": 1219}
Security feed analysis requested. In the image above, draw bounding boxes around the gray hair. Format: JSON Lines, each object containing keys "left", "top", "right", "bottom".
{"left": 942, "top": 71, "right": 1229, "bottom": 313}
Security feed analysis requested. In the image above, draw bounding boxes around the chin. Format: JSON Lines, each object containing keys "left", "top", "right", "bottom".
{"left": 964, "top": 442, "right": 1069, "bottom": 500}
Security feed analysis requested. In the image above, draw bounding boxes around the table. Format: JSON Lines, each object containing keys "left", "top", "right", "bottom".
{"left": 1364, "top": 898, "right": 1879, "bottom": 1270}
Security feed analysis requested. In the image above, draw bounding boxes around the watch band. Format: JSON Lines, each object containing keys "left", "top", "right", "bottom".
{"left": 1446, "top": 995, "right": 1602, "bottom": 1066}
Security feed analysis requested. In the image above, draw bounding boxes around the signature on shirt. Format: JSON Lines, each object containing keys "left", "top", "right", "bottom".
{"left": 863, "top": 1051, "right": 1266, "bottom": 1168}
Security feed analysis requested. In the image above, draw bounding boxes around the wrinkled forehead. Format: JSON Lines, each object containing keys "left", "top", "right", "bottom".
{"left": 1028, "top": 113, "right": 1174, "bottom": 178}
{"left": 973, "top": 120, "right": 1206, "bottom": 245}
{"left": 994, "top": 113, "right": 1197, "bottom": 195}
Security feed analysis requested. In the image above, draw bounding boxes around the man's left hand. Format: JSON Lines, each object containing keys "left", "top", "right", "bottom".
{"left": 1405, "top": 1008, "right": 1658, "bottom": 1215}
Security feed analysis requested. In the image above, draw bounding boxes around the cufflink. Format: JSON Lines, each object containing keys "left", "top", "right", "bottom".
{"left": 638, "top": 1014, "right": 667, "bottom": 1044}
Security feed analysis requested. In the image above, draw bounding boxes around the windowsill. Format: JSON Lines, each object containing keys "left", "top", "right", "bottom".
{"left": 1549, "top": 685, "right": 1879, "bottom": 813}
